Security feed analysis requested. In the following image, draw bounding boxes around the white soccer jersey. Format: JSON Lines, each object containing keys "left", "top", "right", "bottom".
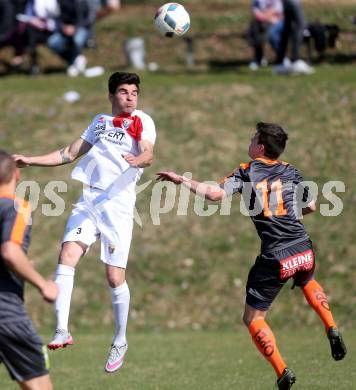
{"left": 71, "top": 110, "right": 156, "bottom": 198}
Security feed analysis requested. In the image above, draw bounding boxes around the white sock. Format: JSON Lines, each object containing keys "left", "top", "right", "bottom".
{"left": 111, "top": 281, "right": 130, "bottom": 346}
{"left": 54, "top": 264, "right": 75, "bottom": 331}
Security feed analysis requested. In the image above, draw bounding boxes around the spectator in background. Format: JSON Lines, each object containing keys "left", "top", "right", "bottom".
{"left": 274, "top": 0, "right": 314, "bottom": 74}
{"left": 47, "top": 0, "right": 96, "bottom": 77}
{"left": 85, "top": 0, "right": 121, "bottom": 49}
{"left": 22, "top": 0, "right": 60, "bottom": 74}
{"left": 0, "top": 0, "right": 27, "bottom": 67}
{"left": 247, "top": 0, "right": 284, "bottom": 70}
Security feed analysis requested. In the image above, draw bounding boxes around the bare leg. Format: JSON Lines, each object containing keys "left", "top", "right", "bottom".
{"left": 18, "top": 374, "right": 53, "bottom": 390}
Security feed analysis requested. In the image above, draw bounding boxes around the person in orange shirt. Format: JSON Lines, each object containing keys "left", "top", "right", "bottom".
{"left": 157, "top": 122, "right": 346, "bottom": 389}
{"left": 0, "top": 149, "right": 57, "bottom": 389}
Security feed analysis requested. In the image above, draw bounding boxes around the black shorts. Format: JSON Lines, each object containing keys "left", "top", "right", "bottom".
{"left": 246, "top": 240, "right": 315, "bottom": 311}
{"left": 0, "top": 317, "right": 49, "bottom": 382}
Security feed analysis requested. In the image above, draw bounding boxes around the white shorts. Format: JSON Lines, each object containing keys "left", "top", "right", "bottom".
{"left": 63, "top": 186, "right": 134, "bottom": 268}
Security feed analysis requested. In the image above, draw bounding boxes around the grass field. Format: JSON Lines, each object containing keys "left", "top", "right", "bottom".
{"left": 0, "top": 328, "right": 355, "bottom": 389}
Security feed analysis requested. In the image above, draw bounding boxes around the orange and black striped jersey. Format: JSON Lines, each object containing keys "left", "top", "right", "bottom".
{"left": 219, "top": 157, "right": 311, "bottom": 253}
{"left": 0, "top": 196, "right": 32, "bottom": 320}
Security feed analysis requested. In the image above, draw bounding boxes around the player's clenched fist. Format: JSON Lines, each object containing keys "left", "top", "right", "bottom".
{"left": 40, "top": 280, "right": 58, "bottom": 303}
{"left": 122, "top": 153, "right": 139, "bottom": 167}
{"left": 12, "top": 154, "right": 31, "bottom": 168}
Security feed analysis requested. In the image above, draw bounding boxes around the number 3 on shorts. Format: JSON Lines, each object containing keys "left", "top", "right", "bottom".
{"left": 76, "top": 227, "right": 82, "bottom": 234}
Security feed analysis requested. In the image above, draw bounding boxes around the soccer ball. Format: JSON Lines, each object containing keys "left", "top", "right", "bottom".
{"left": 154, "top": 3, "right": 190, "bottom": 37}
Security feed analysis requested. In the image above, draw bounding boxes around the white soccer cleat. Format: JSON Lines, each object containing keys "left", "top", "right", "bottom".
{"left": 47, "top": 329, "right": 74, "bottom": 350}
{"left": 105, "top": 343, "right": 128, "bottom": 373}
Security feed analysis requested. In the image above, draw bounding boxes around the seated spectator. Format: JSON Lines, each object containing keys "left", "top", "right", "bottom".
{"left": 22, "top": 0, "right": 60, "bottom": 74}
{"left": 0, "top": 0, "right": 27, "bottom": 67}
{"left": 47, "top": 0, "right": 96, "bottom": 77}
{"left": 274, "top": 0, "right": 314, "bottom": 75}
{"left": 24, "top": 0, "right": 59, "bottom": 32}
{"left": 247, "top": 0, "right": 284, "bottom": 70}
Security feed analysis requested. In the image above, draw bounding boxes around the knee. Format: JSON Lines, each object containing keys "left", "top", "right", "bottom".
{"left": 243, "top": 309, "right": 265, "bottom": 328}
{"left": 73, "top": 28, "right": 89, "bottom": 49}
{"left": 107, "top": 274, "right": 125, "bottom": 288}
{"left": 106, "top": 265, "right": 126, "bottom": 288}
{"left": 107, "top": 277, "right": 125, "bottom": 288}
{"left": 243, "top": 313, "right": 251, "bottom": 328}
{"left": 59, "top": 248, "right": 78, "bottom": 268}
{"left": 47, "top": 33, "right": 65, "bottom": 52}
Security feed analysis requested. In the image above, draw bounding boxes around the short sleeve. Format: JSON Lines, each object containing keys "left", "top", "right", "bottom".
{"left": 140, "top": 114, "right": 156, "bottom": 145}
{"left": 80, "top": 116, "right": 99, "bottom": 145}
{"left": 219, "top": 168, "right": 244, "bottom": 196}
{"left": 0, "top": 201, "right": 31, "bottom": 246}
{"left": 294, "top": 169, "right": 311, "bottom": 203}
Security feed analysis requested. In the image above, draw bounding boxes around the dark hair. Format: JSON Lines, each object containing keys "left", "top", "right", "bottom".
{"left": 256, "top": 122, "right": 288, "bottom": 159}
{"left": 0, "top": 150, "right": 16, "bottom": 185}
{"left": 108, "top": 72, "right": 140, "bottom": 95}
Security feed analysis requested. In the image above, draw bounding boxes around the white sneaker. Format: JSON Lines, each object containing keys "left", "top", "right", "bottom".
{"left": 67, "top": 64, "right": 79, "bottom": 77}
{"left": 283, "top": 57, "right": 291, "bottom": 67}
{"left": 105, "top": 343, "right": 128, "bottom": 373}
{"left": 74, "top": 55, "right": 87, "bottom": 74}
{"left": 291, "top": 59, "right": 315, "bottom": 75}
{"left": 261, "top": 57, "right": 268, "bottom": 67}
{"left": 67, "top": 55, "right": 87, "bottom": 77}
{"left": 47, "top": 329, "right": 74, "bottom": 350}
{"left": 273, "top": 57, "right": 292, "bottom": 75}
{"left": 249, "top": 61, "right": 259, "bottom": 71}
{"left": 273, "top": 63, "right": 292, "bottom": 74}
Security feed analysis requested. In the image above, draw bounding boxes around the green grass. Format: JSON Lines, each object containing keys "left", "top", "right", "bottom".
{"left": 0, "top": 328, "right": 355, "bottom": 389}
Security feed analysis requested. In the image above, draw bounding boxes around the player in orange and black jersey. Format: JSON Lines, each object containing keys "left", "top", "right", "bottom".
{"left": 0, "top": 150, "right": 57, "bottom": 389}
{"left": 156, "top": 122, "right": 347, "bottom": 390}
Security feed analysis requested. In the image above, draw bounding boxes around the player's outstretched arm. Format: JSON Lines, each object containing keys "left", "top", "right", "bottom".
{"left": 13, "top": 138, "right": 92, "bottom": 168}
{"left": 122, "top": 140, "right": 154, "bottom": 168}
{"left": 1, "top": 241, "right": 58, "bottom": 303}
{"left": 156, "top": 171, "right": 226, "bottom": 201}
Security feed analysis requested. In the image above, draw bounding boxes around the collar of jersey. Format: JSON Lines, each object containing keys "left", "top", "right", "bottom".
{"left": 255, "top": 157, "right": 279, "bottom": 165}
{"left": 0, "top": 192, "right": 16, "bottom": 200}
{"left": 255, "top": 157, "right": 289, "bottom": 166}
{"left": 114, "top": 112, "right": 133, "bottom": 119}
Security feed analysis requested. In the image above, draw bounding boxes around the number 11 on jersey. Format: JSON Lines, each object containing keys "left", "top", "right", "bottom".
{"left": 256, "top": 179, "right": 287, "bottom": 217}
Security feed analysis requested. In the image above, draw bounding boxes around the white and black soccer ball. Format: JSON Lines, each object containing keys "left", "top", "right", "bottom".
{"left": 154, "top": 3, "right": 190, "bottom": 37}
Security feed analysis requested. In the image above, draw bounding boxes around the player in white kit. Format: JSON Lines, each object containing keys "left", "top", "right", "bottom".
{"left": 13, "top": 72, "right": 156, "bottom": 372}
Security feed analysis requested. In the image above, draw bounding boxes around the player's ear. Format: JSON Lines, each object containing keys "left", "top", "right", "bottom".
{"left": 258, "top": 143, "right": 265, "bottom": 155}
{"left": 108, "top": 93, "right": 113, "bottom": 104}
